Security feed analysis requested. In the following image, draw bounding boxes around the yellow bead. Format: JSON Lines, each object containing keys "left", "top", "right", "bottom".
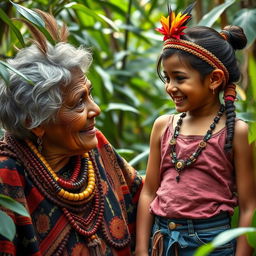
{"left": 68, "top": 193, "right": 75, "bottom": 201}
{"left": 86, "top": 187, "right": 93, "bottom": 194}
{"left": 87, "top": 185, "right": 94, "bottom": 190}
{"left": 82, "top": 190, "right": 90, "bottom": 198}
{"left": 58, "top": 189, "right": 65, "bottom": 196}
{"left": 73, "top": 193, "right": 79, "bottom": 201}
{"left": 88, "top": 181, "right": 95, "bottom": 186}
{"left": 63, "top": 191, "right": 69, "bottom": 199}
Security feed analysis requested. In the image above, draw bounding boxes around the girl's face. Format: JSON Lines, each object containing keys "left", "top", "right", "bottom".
{"left": 162, "top": 54, "right": 214, "bottom": 113}
{"left": 41, "top": 68, "right": 101, "bottom": 157}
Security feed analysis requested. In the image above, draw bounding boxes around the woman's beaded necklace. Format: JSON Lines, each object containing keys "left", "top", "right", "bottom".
{"left": 3, "top": 135, "right": 132, "bottom": 251}
{"left": 170, "top": 104, "right": 225, "bottom": 182}
{"left": 27, "top": 140, "right": 96, "bottom": 201}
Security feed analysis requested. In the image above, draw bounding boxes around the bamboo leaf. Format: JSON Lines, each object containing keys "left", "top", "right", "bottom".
{"left": 95, "top": 66, "right": 113, "bottom": 94}
{"left": 0, "top": 211, "right": 16, "bottom": 241}
{"left": 198, "top": 0, "right": 236, "bottom": 27}
{"left": 0, "top": 194, "right": 30, "bottom": 217}
{"left": 0, "top": 62, "right": 10, "bottom": 85}
{"left": 129, "top": 148, "right": 149, "bottom": 166}
{"left": 194, "top": 243, "right": 214, "bottom": 256}
{"left": 0, "top": 194, "right": 29, "bottom": 217}
{"left": 64, "top": 3, "right": 111, "bottom": 27}
{"left": 0, "top": 61, "right": 34, "bottom": 86}
{"left": 0, "top": 8, "right": 25, "bottom": 47}
{"left": 10, "top": 1, "right": 45, "bottom": 27}
{"left": 233, "top": 9, "right": 256, "bottom": 46}
{"left": 105, "top": 103, "right": 139, "bottom": 114}
{"left": 10, "top": 1, "right": 55, "bottom": 44}
{"left": 212, "top": 227, "right": 256, "bottom": 247}
{"left": 98, "top": 14, "right": 119, "bottom": 31}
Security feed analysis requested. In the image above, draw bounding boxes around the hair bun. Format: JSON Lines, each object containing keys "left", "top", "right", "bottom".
{"left": 222, "top": 25, "right": 247, "bottom": 50}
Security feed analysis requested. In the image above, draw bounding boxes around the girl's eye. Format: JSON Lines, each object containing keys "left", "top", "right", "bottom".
{"left": 176, "top": 76, "right": 186, "bottom": 82}
{"left": 163, "top": 75, "right": 170, "bottom": 83}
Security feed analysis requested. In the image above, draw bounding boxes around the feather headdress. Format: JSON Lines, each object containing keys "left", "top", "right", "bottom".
{"left": 155, "top": 2, "right": 196, "bottom": 41}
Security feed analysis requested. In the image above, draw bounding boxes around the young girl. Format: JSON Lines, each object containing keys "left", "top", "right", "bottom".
{"left": 135, "top": 4, "right": 256, "bottom": 256}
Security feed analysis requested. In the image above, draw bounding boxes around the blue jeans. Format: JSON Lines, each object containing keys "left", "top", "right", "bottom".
{"left": 150, "top": 212, "right": 236, "bottom": 256}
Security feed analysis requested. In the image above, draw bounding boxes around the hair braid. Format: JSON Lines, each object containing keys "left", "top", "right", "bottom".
{"left": 224, "top": 100, "right": 236, "bottom": 151}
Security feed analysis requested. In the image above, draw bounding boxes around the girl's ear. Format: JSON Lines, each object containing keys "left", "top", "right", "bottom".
{"left": 209, "top": 69, "right": 225, "bottom": 90}
{"left": 31, "top": 126, "right": 45, "bottom": 137}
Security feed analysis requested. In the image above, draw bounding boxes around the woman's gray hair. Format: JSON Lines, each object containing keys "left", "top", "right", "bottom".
{"left": 0, "top": 42, "right": 92, "bottom": 139}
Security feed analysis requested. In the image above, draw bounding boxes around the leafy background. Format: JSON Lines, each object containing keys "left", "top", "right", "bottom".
{"left": 0, "top": 0, "right": 256, "bottom": 251}
{"left": 0, "top": 0, "right": 255, "bottom": 174}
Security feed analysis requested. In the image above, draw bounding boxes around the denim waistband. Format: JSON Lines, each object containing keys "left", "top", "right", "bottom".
{"left": 152, "top": 212, "right": 231, "bottom": 255}
{"left": 155, "top": 212, "right": 230, "bottom": 232}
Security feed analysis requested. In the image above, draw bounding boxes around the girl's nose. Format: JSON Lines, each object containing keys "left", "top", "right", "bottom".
{"left": 166, "top": 82, "right": 178, "bottom": 94}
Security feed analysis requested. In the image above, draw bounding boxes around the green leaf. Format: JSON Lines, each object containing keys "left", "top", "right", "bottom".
{"left": 0, "top": 61, "right": 34, "bottom": 86}
{"left": 98, "top": 14, "right": 119, "bottom": 31}
{"left": 233, "top": 9, "right": 256, "bottom": 46}
{"left": 129, "top": 148, "right": 149, "bottom": 166}
{"left": 212, "top": 227, "right": 256, "bottom": 247}
{"left": 0, "top": 62, "right": 10, "bottom": 85}
{"left": 248, "top": 122, "right": 256, "bottom": 144}
{"left": 10, "top": 1, "right": 55, "bottom": 45}
{"left": 0, "top": 8, "right": 25, "bottom": 47}
{"left": 10, "top": 1, "right": 45, "bottom": 27}
{"left": 95, "top": 66, "right": 113, "bottom": 94}
{"left": 64, "top": 3, "right": 110, "bottom": 27}
{"left": 198, "top": 0, "right": 236, "bottom": 27}
{"left": 0, "top": 194, "right": 30, "bottom": 217}
{"left": 194, "top": 243, "right": 214, "bottom": 256}
{"left": 105, "top": 103, "right": 139, "bottom": 114}
{"left": 247, "top": 231, "right": 256, "bottom": 248}
{"left": 0, "top": 211, "right": 16, "bottom": 241}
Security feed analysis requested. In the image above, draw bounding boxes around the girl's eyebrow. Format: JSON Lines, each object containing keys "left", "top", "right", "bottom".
{"left": 163, "top": 70, "right": 187, "bottom": 75}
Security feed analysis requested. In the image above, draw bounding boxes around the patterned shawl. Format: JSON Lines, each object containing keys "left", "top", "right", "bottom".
{"left": 0, "top": 130, "right": 143, "bottom": 256}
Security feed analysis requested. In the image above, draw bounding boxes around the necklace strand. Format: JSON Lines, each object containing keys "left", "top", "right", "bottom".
{"left": 170, "top": 104, "right": 225, "bottom": 182}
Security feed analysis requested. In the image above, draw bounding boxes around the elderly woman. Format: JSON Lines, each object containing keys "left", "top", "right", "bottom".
{"left": 0, "top": 10, "right": 142, "bottom": 256}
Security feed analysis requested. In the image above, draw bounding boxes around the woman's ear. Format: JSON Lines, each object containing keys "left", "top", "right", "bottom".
{"left": 31, "top": 126, "right": 45, "bottom": 137}
{"left": 209, "top": 69, "right": 225, "bottom": 90}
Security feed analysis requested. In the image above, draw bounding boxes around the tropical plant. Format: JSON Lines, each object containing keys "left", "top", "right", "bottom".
{"left": 0, "top": 194, "right": 29, "bottom": 241}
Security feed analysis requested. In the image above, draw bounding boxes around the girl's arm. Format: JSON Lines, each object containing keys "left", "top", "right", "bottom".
{"left": 233, "top": 120, "right": 256, "bottom": 256}
{"left": 135, "top": 115, "right": 169, "bottom": 256}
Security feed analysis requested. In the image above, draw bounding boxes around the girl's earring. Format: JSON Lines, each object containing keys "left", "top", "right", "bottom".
{"left": 212, "top": 88, "right": 215, "bottom": 95}
{"left": 37, "top": 136, "right": 43, "bottom": 153}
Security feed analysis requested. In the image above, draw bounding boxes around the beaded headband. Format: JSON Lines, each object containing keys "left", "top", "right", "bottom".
{"left": 156, "top": 2, "right": 229, "bottom": 86}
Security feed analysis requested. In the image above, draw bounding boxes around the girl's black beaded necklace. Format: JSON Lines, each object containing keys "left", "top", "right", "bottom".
{"left": 170, "top": 104, "right": 225, "bottom": 183}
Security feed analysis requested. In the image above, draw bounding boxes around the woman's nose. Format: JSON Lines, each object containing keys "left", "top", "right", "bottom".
{"left": 88, "top": 99, "right": 101, "bottom": 117}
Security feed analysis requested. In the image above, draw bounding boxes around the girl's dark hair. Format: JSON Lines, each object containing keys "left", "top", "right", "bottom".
{"left": 157, "top": 25, "right": 247, "bottom": 151}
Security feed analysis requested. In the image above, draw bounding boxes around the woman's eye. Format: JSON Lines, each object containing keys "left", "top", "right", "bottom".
{"left": 77, "top": 97, "right": 85, "bottom": 107}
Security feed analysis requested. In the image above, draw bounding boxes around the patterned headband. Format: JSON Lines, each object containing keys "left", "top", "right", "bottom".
{"left": 156, "top": 2, "right": 229, "bottom": 85}
{"left": 163, "top": 39, "right": 229, "bottom": 84}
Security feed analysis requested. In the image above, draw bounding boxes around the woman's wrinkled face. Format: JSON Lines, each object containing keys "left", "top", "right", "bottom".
{"left": 41, "top": 68, "right": 101, "bottom": 157}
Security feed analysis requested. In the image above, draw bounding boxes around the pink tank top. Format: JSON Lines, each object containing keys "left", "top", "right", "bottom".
{"left": 150, "top": 115, "right": 237, "bottom": 219}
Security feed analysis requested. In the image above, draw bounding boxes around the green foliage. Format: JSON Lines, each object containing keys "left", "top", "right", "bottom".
{"left": 195, "top": 210, "right": 256, "bottom": 256}
{"left": 0, "top": 194, "right": 29, "bottom": 241}
{"left": 0, "top": 0, "right": 255, "bottom": 172}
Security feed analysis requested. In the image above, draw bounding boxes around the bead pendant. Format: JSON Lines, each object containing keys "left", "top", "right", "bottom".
{"left": 175, "top": 160, "right": 185, "bottom": 171}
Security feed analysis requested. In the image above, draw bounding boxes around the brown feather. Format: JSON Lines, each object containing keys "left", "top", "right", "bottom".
{"left": 13, "top": 18, "right": 47, "bottom": 54}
